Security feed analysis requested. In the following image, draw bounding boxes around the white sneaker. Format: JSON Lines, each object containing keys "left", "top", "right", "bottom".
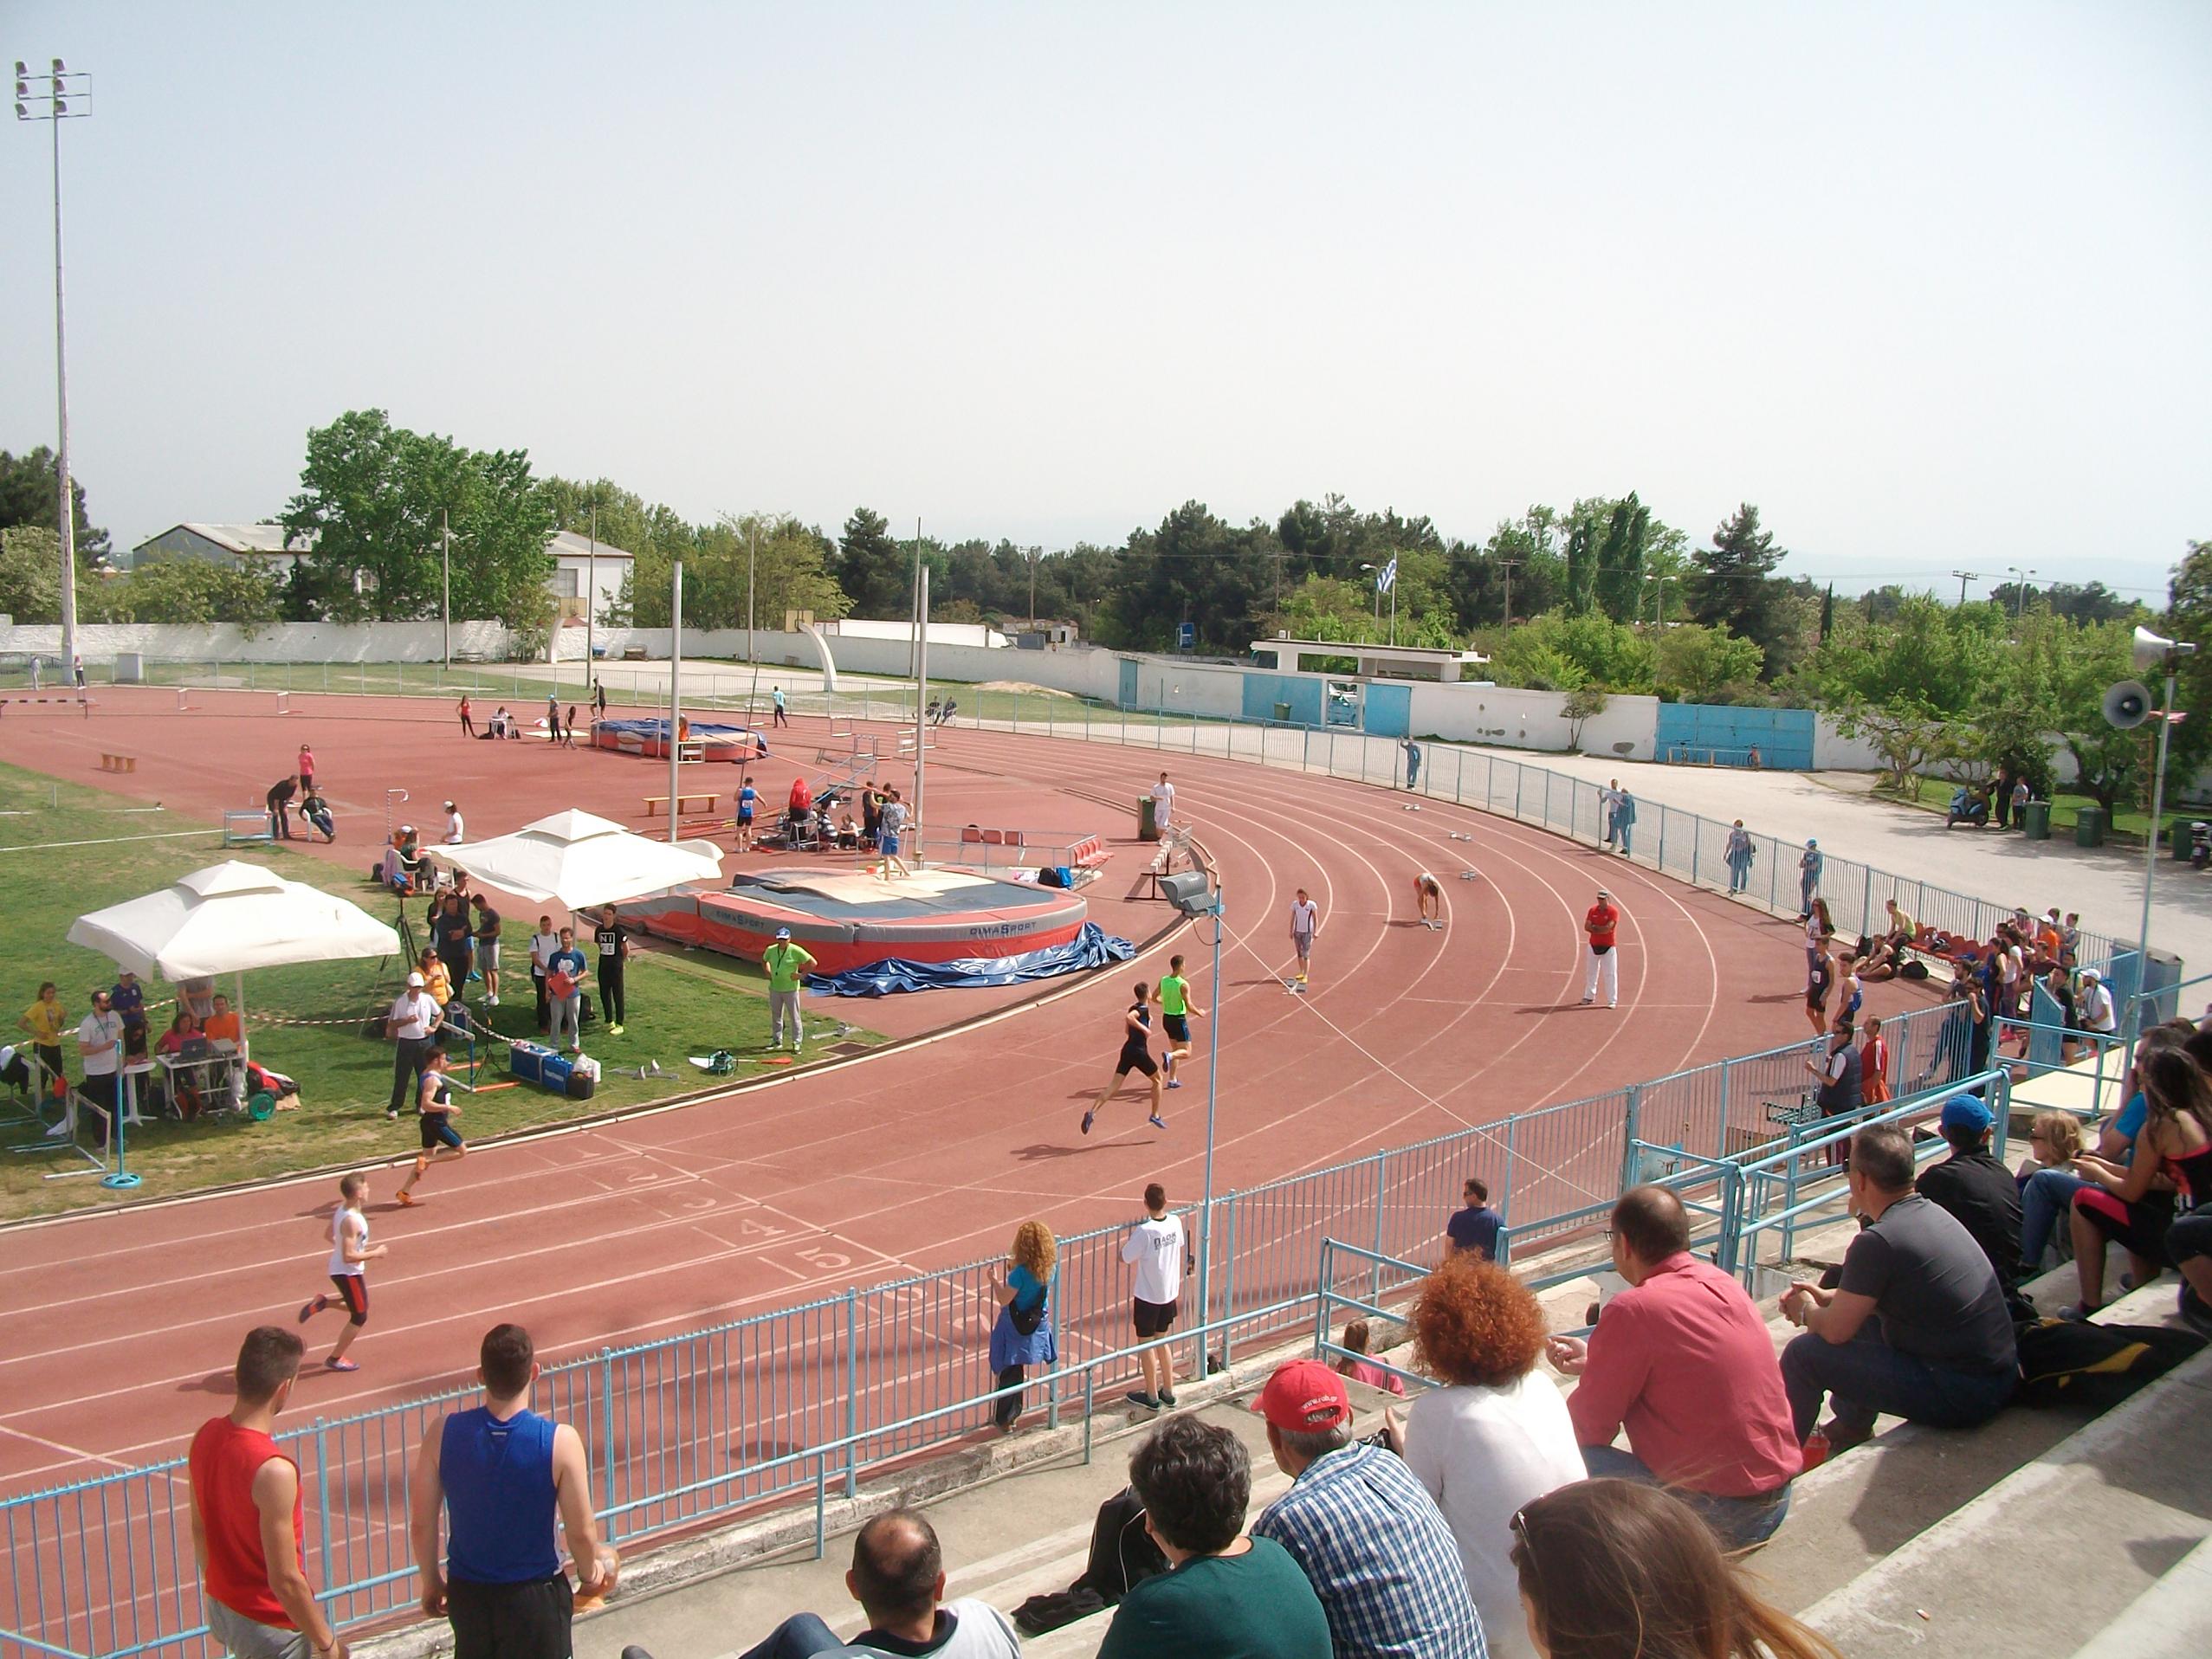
{"left": 485, "top": 993, "right": 500, "bottom": 1007}
{"left": 44, "top": 1119, "right": 69, "bottom": 1138}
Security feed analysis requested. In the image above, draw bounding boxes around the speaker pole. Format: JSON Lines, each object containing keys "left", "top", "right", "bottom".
{"left": 2132, "top": 666, "right": 2176, "bottom": 1033}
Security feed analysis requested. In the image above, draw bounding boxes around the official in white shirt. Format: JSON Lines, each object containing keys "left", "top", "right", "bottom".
{"left": 386, "top": 972, "right": 443, "bottom": 1120}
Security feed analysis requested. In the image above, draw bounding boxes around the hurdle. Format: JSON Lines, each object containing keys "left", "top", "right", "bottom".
{"left": 176, "top": 686, "right": 289, "bottom": 715}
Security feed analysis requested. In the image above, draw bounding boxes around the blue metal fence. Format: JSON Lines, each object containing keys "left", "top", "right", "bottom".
{"left": 0, "top": 690, "right": 2163, "bottom": 1659}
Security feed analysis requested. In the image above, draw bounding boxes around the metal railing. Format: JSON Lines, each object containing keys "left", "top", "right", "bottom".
{"left": 0, "top": 670, "right": 2174, "bottom": 1659}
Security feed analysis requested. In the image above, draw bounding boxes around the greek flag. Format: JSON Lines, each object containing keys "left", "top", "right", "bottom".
{"left": 1376, "top": 557, "right": 1398, "bottom": 594}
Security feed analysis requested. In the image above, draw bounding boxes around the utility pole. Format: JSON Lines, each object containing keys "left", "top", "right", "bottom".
{"left": 1950, "top": 569, "right": 1981, "bottom": 608}
{"left": 1497, "top": 558, "right": 1521, "bottom": 629}
{"left": 16, "top": 59, "right": 90, "bottom": 674}
{"left": 585, "top": 498, "right": 598, "bottom": 683}
{"left": 667, "top": 558, "right": 683, "bottom": 844}
{"left": 441, "top": 509, "right": 452, "bottom": 668}
{"left": 1025, "top": 546, "right": 1040, "bottom": 629}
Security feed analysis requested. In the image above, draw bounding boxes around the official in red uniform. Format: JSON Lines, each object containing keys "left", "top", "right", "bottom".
{"left": 1581, "top": 888, "right": 1620, "bottom": 1010}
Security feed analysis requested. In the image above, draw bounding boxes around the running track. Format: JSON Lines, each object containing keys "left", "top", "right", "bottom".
{"left": 0, "top": 693, "right": 1925, "bottom": 1494}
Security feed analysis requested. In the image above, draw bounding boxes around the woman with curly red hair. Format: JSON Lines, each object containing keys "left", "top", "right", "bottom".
{"left": 1396, "top": 1256, "right": 1582, "bottom": 1659}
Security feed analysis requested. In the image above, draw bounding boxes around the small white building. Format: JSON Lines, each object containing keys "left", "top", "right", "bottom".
{"left": 1250, "top": 635, "right": 1491, "bottom": 683}
{"left": 547, "top": 530, "right": 633, "bottom": 625}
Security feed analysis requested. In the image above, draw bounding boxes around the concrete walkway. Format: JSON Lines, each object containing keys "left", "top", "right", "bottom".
{"left": 1479, "top": 747, "right": 2207, "bottom": 966}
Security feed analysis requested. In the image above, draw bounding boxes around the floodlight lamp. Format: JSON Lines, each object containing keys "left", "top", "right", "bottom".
{"left": 52, "top": 59, "right": 66, "bottom": 74}
{"left": 13, "top": 102, "right": 25, "bottom": 119}
{"left": 14, "top": 61, "right": 27, "bottom": 77}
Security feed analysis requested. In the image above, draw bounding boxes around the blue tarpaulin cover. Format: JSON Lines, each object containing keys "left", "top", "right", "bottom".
{"left": 804, "top": 921, "right": 1135, "bottom": 997}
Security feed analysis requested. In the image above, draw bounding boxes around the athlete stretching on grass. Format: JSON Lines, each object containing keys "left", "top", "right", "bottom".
{"left": 1413, "top": 871, "right": 1444, "bottom": 927}
{"left": 299, "top": 1172, "right": 386, "bottom": 1372}
{"left": 1083, "top": 982, "right": 1166, "bottom": 1135}
{"left": 1157, "top": 954, "right": 1208, "bottom": 1090}
{"left": 396, "top": 1048, "right": 466, "bottom": 1206}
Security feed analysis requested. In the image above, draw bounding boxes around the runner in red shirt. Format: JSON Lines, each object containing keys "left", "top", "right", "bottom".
{"left": 1581, "top": 887, "right": 1620, "bottom": 1009}
{"left": 189, "top": 1326, "right": 347, "bottom": 1659}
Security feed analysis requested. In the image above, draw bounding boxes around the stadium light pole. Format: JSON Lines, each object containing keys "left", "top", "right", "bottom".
{"left": 1161, "top": 870, "right": 1226, "bottom": 1378}
{"left": 15, "top": 58, "right": 90, "bottom": 674}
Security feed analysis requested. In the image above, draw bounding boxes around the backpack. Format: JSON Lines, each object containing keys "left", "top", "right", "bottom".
{"left": 1012, "top": 1485, "right": 1166, "bottom": 1637}
{"left": 2013, "top": 1318, "right": 2205, "bottom": 1410}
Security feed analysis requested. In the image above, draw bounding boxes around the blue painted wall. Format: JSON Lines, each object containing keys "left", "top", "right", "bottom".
{"left": 1654, "top": 704, "right": 1816, "bottom": 770}
{"left": 1363, "top": 682, "right": 1413, "bottom": 738}
{"left": 1241, "top": 674, "right": 1325, "bottom": 726}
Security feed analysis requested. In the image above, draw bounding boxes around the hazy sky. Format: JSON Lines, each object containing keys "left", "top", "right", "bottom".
{"left": 5, "top": 3, "right": 2207, "bottom": 599}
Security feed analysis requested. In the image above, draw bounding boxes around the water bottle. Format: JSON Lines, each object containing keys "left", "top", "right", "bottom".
{"left": 1801, "top": 1429, "right": 1830, "bottom": 1473}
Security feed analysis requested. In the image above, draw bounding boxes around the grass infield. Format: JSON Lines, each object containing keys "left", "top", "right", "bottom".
{"left": 0, "top": 760, "right": 880, "bottom": 1220}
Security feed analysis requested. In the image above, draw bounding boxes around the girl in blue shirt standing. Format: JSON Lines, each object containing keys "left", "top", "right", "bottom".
{"left": 989, "top": 1220, "right": 1057, "bottom": 1433}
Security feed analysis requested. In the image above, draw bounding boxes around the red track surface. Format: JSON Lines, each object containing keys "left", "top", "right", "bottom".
{"left": 0, "top": 689, "right": 1926, "bottom": 1493}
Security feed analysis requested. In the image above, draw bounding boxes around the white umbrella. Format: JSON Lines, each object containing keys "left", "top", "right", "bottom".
{"left": 67, "top": 861, "right": 404, "bottom": 1082}
{"left": 67, "top": 861, "right": 402, "bottom": 981}
{"left": 433, "top": 809, "right": 724, "bottom": 910}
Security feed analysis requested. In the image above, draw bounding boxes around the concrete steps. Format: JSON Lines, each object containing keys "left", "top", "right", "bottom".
{"left": 408, "top": 1228, "right": 2204, "bottom": 1659}
{"left": 1799, "top": 1333, "right": 2212, "bottom": 1656}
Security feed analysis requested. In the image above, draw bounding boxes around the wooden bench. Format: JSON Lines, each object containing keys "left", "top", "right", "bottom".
{"left": 99, "top": 753, "right": 136, "bottom": 773}
{"left": 643, "top": 792, "right": 717, "bottom": 819}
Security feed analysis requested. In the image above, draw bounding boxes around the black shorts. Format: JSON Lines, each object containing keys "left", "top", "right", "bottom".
{"left": 446, "top": 1575, "right": 575, "bottom": 1659}
{"left": 419, "top": 1113, "right": 464, "bottom": 1151}
{"left": 1133, "top": 1297, "right": 1180, "bottom": 1339}
{"left": 1118, "top": 1047, "right": 1159, "bottom": 1079}
{"left": 1162, "top": 1014, "right": 1191, "bottom": 1045}
{"left": 330, "top": 1273, "right": 369, "bottom": 1323}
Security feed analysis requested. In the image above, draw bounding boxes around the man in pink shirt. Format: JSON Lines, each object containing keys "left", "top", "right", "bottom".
{"left": 1547, "top": 1185, "right": 1800, "bottom": 1546}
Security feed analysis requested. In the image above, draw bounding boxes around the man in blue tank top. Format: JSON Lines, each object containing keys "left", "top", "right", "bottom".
{"left": 410, "top": 1324, "right": 615, "bottom": 1658}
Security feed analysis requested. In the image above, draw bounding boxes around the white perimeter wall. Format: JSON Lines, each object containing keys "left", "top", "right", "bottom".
{"left": 43, "top": 620, "right": 2172, "bottom": 780}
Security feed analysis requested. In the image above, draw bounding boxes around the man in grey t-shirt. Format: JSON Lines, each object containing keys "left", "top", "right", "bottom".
{"left": 1778, "top": 1122, "right": 2015, "bottom": 1456}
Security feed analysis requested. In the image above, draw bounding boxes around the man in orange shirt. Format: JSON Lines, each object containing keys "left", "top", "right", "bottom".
{"left": 203, "top": 994, "right": 243, "bottom": 1045}
{"left": 1581, "top": 887, "right": 1620, "bottom": 1010}
{"left": 189, "top": 1326, "right": 348, "bottom": 1659}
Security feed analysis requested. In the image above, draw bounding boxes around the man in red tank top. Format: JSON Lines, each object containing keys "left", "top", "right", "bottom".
{"left": 189, "top": 1327, "right": 346, "bottom": 1659}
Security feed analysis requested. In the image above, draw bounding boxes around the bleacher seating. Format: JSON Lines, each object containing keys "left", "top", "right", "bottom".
{"left": 579, "top": 1217, "right": 2209, "bottom": 1659}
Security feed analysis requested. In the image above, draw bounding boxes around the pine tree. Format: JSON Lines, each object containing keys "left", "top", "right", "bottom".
{"left": 1688, "top": 504, "right": 1795, "bottom": 679}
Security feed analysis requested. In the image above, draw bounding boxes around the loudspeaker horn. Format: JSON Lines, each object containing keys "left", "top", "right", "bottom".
{"left": 2103, "top": 680, "right": 2151, "bottom": 731}
{"left": 2132, "top": 625, "right": 2200, "bottom": 670}
{"left": 2132, "top": 626, "right": 2176, "bottom": 670}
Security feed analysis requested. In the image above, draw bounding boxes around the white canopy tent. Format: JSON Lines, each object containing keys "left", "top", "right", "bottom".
{"left": 432, "top": 809, "right": 725, "bottom": 911}
{"left": 66, "top": 860, "right": 404, "bottom": 1059}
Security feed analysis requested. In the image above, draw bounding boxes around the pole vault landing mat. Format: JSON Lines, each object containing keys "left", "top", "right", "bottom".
{"left": 618, "top": 865, "right": 1090, "bottom": 975}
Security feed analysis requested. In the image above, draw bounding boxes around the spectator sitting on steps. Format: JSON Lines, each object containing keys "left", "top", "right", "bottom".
{"left": 728, "top": 1508, "right": 1019, "bottom": 1659}
{"left": 1097, "top": 1415, "right": 1330, "bottom": 1659}
{"left": 1545, "top": 1185, "right": 1801, "bottom": 1549}
{"left": 1510, "top": 1480, "right": 1838, "bottom": 1659}
{"left": 1915, "top": 1094, "right": 2026, "bottom": 1313}
{"left": 1249, "top": 1359, "right": 1484, "bottom": 1659}
{"left": 1779, "top": 1122, "right": 2018, "bottom": 1458}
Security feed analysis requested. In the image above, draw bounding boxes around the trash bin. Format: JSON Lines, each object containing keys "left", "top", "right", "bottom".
{"left": 1273, "top": 701, "right": 1292, "bottom": 723}
{"left": 2174, "top": 823, "right": 2196, "bottom": 862}
{"left": 1138, "top": 795, "right": 1160, "bottom": 842}
{"left": 2075, "top": 805, "right": 2105, "bottom": 848}
{"left": 2021, "top": 800, "right": 2052, "bottom": 841}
